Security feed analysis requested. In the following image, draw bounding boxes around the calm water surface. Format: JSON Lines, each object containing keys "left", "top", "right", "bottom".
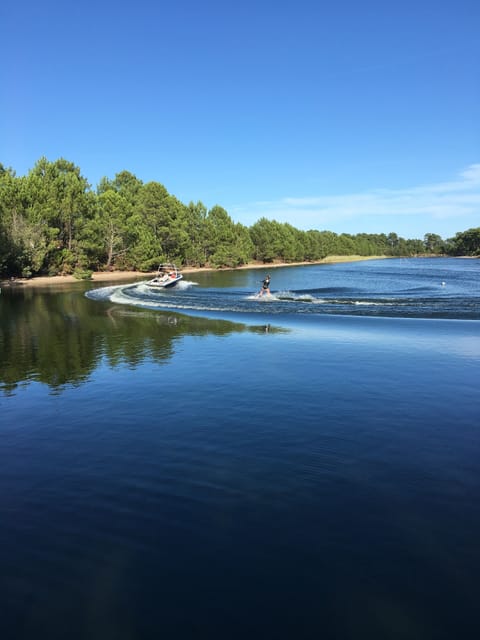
{"left": 1, "top": 258, "right": 479, "bottom": 639}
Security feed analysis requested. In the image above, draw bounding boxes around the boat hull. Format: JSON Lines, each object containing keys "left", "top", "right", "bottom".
{"left": 146, "top": 275, "right": 183, "bottom": 289}
{"left": 147, "top": 263, "right": 183, "bottom": 289}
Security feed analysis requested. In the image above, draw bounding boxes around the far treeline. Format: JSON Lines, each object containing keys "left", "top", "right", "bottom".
{"left": 1, "top": 158, "right": 479, "bottom": 279}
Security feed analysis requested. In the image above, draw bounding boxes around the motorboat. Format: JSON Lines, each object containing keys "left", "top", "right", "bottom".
{"left": 146, "top": 263, "right": 183, "bottom": 289}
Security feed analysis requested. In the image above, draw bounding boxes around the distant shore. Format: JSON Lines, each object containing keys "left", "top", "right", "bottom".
{"left": 2, "top": 255, "right": 386, "bottom": 288}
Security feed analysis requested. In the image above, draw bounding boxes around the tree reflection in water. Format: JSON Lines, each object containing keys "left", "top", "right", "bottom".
{"left": 0, "top": 284, "right": 283, "bottom": 395}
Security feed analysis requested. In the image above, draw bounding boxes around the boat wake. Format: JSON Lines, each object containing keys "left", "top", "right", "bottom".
{"left": 85, "top": 278, "right": 478, "bottom": 320}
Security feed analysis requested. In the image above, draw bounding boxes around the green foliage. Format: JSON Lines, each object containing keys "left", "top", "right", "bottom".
{"left": 424, "top": 233, "right": 446, "bottom": 254}
{"left": 0, "top": 156, "right": 476, "bottom": 279}
{"left": 73, "top": 268, "right": 93, "bottom": 280}
{"left": 96, "top": 189, "right": 132, "bottom": 268}
{"left": 49, "top": 249, "right": 77, "bottom": 275}
{"left": 183, "top": 201, "right": 209, "bottom": 266}
{"left": 447, "top": 228, "right": 480, "bottom": 256}
{"left": 249, "top": 218, "right": 278, "bottom": 262}
{"left": 202, "top": 206, "right": 253, "bottom": 267}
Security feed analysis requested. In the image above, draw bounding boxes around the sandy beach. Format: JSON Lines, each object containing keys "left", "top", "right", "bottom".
{"left": 1, "top": 255, "right": 386, "bottom": 288}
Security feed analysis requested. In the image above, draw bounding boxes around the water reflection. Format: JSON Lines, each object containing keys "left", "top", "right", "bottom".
{"left": 0, "top": 285, "right": 283, "bottom": 395}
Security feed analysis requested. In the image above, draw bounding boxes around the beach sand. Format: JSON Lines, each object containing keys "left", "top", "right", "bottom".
{"left": 1, "top": 256, "right": 386, "bottom": 288}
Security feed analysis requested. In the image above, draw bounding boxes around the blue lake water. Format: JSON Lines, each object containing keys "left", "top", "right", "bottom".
{"left": 1, "top": 258, "right": 480, "bottom": 639}
{"left": 87, "top": 255, "right": 480, "bottom": 320}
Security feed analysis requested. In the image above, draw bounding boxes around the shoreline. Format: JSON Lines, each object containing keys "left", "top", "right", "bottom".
{"left": 2, "top": 255, "right": 386, "bottom": 288}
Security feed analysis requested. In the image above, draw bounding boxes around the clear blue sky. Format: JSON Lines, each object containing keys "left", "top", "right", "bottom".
{"left": 2, "top": 0, "right": 479, "bottom": 239}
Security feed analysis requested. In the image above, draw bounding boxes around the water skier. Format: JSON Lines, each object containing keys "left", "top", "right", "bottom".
{"left": 257, "top": 274, "right": 271, "bottom": 297}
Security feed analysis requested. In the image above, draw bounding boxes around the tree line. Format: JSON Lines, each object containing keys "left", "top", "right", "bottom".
{"left": 1, "top": 158, "right": 478, "bottom": 279}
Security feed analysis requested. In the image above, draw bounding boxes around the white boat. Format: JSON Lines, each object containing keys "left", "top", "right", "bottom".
{"left": 146, "top": 263, "right": 183, "bottom": 289}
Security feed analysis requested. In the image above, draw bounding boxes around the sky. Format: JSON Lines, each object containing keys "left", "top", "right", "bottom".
{"left": 1, "top": 0, "right": 479, "bottom": 239}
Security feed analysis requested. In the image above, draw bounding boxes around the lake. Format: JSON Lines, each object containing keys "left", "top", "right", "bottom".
{"left": 1, "top": 258, "right": 480, "bottom": 639}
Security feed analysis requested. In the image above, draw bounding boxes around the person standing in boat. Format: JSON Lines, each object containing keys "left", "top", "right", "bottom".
{"left": 258, "top": 274, "right": 271, "bottom": 297}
